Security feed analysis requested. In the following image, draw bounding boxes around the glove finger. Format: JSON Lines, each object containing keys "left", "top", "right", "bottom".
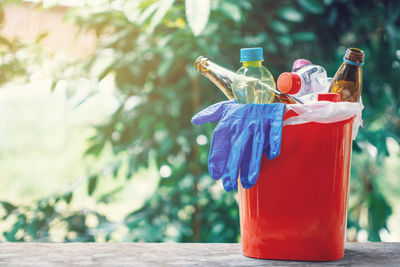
{"left": 239, "top": 137, "right": 253, "bottom": 189}
{"left": 191, "top": 100, "right": 234, "bottom": 125}
{"left": 246, "top": 125, "right": 265, "bottom": 187}
{"left": 207, "top": 106, "right": 244, "bottom": 180}
{"left": 265, "top": 104, "right": 285, "bottom": 159}
{"left": 224, "top": 129, "right": 250, "bottom": 190}
{"left": 221, "top": 174, "right": 234, "bottom": 192}
{"left": 208, "top": 123, "right": 233, "bottom": 180}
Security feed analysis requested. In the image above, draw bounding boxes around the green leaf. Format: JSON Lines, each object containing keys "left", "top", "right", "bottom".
{"left": 242, "top": 32, "right": 269, "bottom": 46}
{"left": 4, "top": 215, "right": 26, "bottom": 241}
{"left": 270, "top": 20, "right": 289, "bottom": 34}
{"left": 264, "top": 41, "right": 278, "bottom": 54}
{"left": 0, "top": 201, "right": 17, "bottom": 214}
{"left": 88, "top": 175, "right": 98, "bottom": 196}
{"left": 367, "top": 192, "right": 392, "bottom": 241}
{"left": 27, "top": 218, "right": 39, "bottom": 238}
{"left": 185, "top": 0, "right": 211, "bottom": 36}
{"left": 91, "top": 53, "right": 116, "bottom": 81}
{"left": 64, "top": 192, "right": 73, "bottom": 204}
{"left": 50, "top": 80, "right": 58, "bottom": 91}
{"left": 278, "top": 6, "right": 304, "bottom": 22}
{"left": 157, "top": 50, "right": 174, "bottom": 77}
{"left": 138, "top": 2, "right": 159, "bottom": 25}
{"left": 297, "top": 0, "right": 325, "bottom": 14}
{"left": 35, "top": 32, "right": 49, "bottom": 43}
{"left": 0, "top": 36, "right": 13, "bottom": 48}
{"left": 122, "top": 1, "right": 141, "bottom": 24}
{"left": 126, "top": 156, "right": 136, "bottom": 179}
{"left": 111, "top": 160, "right": 122, "bottom": 178}
{"left": 85, "top": 142, "right": 104, "bottom": 157}
{"left": 292, "top": 31, "right": 316, "bottom": 41}
{"left": 147, "top": 0, "right": 176, "bottom": 34}
{"left": 277, "top": 35, "right": 293, "bottom": 47}
{"left": 221, "top": 2, "right": 242, "bottom": 22}
{"left": 97, "top": 185, "right": 124, "bottom": 203}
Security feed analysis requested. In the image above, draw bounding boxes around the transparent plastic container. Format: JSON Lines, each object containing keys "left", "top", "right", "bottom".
{"left": 291, "top": 58, "right": 312, "bottom": 72}
{"left": 277, "top": 65, "right": 329, "bottom": 97}
{"left": 232, "top": 47, "right": 276, "bottom": 104}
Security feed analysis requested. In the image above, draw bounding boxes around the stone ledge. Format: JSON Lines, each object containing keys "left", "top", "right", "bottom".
{"left": 0, "top": 242, "right": 399, "bottom": 266}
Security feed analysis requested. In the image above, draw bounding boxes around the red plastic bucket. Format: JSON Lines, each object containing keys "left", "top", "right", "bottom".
{"left": 238, "top": 117, "right": 354, "bottom": 261}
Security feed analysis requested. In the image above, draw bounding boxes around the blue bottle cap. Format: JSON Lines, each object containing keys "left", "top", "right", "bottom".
{"left": 240, "top": 47, "right": 264, "bottom": 62}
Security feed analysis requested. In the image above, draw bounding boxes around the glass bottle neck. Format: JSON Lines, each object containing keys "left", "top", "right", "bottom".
{"left": 242, "top": 61, "right": 263, "bottom": 67}
{"left": 343, "top": 59, "right": 363, "bottom": 67}
{"left": 193, "top": 56, "right": 236, "bottom": 100}
{"left": 344, "top": 48, "right": 364, "bottom": 65}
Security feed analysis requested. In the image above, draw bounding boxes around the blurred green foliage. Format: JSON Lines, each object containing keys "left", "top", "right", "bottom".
{"left": 1, "top": 0, "right": 399, "bottom": 242}
{"left": 0, "top": 2, "right": 46, "bottom": 85}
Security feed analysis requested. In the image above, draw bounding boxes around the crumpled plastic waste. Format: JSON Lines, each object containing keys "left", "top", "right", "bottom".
{"left": 283, "top": 101, "right": 364, "bottom": 140}
{"left": 191, "top": 100, "right": 286, "bottom": 191}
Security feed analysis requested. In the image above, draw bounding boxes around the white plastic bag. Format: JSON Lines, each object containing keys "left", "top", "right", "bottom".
{"left": 283, "top": 101, "right": 364, "bottom": 140}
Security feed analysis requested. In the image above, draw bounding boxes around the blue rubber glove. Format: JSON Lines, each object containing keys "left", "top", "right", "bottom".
{"left": 191, "top": 100, "right": 285, "bottom": 191}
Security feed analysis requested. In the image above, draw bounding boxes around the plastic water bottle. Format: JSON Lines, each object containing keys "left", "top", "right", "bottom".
{"left": 232, "top": 47, "right": 276, "bottom": 104}
{"left": 194, "top": 56, "right": 301, "bottom": 104}
{"left": 277, "top": 65, "right": 329, "bottom": 97}
{"left": 291, "top": 59, "right": 312, "bottom": 72}
{"left": 299, "top": 77, "right": 333, "bottom": 103}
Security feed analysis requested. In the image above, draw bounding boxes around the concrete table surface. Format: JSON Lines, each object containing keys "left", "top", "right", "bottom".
{"left": 0, "top": 242, "right": 399, "bottom": 266}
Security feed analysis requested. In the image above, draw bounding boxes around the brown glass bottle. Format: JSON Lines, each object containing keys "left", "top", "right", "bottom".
{"left": 194, "top": 56, "right": 236, "bottom": 99}
{"left": 194, "top": 56, "right": 300, "bottom": 104}
{"left": 329, "top": 48, "right": 364, "bottom": 102}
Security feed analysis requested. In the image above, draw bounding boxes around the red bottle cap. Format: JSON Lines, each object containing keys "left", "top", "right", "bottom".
{"left": 318, "top": 93, "right": 340, "bottom": 102}
{"left": 277, "top": 72, "right": 301, "bottom": 95}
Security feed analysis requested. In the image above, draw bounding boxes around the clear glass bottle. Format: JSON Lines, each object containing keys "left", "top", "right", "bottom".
{"left": 194, "top": 56, "right": 301, "bottom": 105}
{"left": 232, "top": 47, "right": 276, "bottom": 104}
{"left": 329, "top": 48, "right": 364, "bottom": 102}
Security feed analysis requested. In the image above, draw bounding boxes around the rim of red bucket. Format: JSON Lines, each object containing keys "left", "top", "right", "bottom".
{"left": 283, "top": 115, "right": 355, "bottom": 128}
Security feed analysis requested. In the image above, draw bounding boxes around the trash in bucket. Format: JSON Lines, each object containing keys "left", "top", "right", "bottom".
{"left": 191, "top": 47, "right": 365, "bottom": 261}
{"left": 239, "top": 116, "right": 355, "bottom": 261}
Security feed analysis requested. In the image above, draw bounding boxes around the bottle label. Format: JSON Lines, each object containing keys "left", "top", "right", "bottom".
{"left": 302, "top": 67, "right": 321, "bottom": 96}
{"left": 343, "top": 58, "right": 363, "bottom": 66}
